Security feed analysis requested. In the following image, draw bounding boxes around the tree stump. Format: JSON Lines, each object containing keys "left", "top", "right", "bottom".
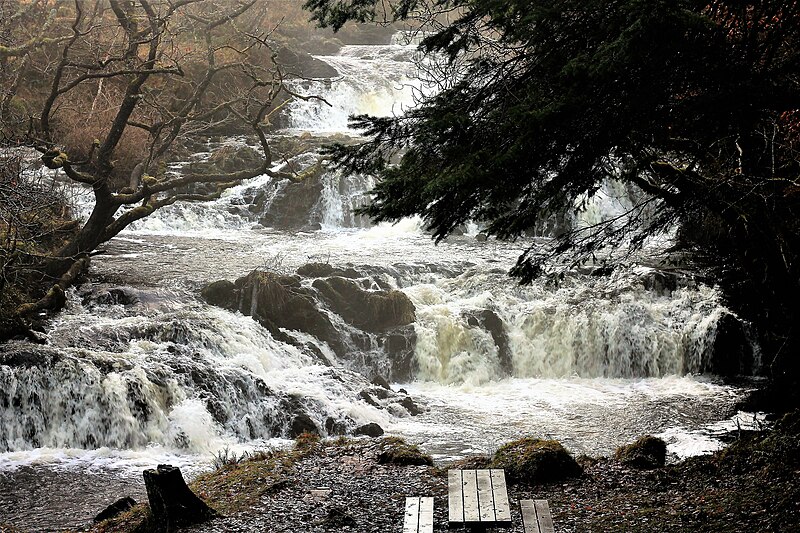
{"left": 143, "top": 464, "right": 219, "bottom": 531}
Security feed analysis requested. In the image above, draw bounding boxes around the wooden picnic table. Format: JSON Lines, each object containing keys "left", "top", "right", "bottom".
{"left": 448, "top": 469, "right": 512, "bottom": 529}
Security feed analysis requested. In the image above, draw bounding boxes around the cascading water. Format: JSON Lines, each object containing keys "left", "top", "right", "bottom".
{"left": 286, "top": 42, "right": 425, "bottom": 133}
{"left": 0, "top": 32, "right": 761, "bottom": 530}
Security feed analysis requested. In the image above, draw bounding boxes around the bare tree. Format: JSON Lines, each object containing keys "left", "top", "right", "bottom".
{"left": 0, "top": 0, "right": 316, "bottom": 317}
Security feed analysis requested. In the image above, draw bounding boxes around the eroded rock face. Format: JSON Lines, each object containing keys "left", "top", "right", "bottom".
{"left": 464, "top": 309, "right": 512, "bottom": 375}
{"left": 258, "top": 171, "right": 325, "bottom": 232}
{"left": 312, "top": 276, "right": 415, "bottom": 332}
{"left": 201, "top": 265, "right": 420, "bottom": 385}
{"left": 231, "top": 271, "right": 345, "bottom": 355}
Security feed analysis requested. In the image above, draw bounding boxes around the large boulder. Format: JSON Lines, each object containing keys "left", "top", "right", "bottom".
{"left": 200, "top": 280, "right": 237, "bottom": 310}
{"left": 312, "top": 276, "right": 415, "bottom": 332}
{"left": 201, "top": 271, "right": 344, "bottom": 355}
{"left": 614, "top": 435, "right": 667, "bottom": 469}
{"left": 491, "top": 438, "right": 582, "bottom": 483}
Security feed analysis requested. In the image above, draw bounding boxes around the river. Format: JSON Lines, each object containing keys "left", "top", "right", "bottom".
{"left": 0, "top": 33, "right": 761, "bottom": 531}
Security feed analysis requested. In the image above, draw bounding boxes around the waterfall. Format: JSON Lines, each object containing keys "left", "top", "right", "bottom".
{"left": 0, "top": 295, "right": 392, "bottom": 453}
{"left": 407, "top": 267, "right": 742, "bottom": 386}
{"left": 286, "top": 43, "right": 424, "bottom": 133}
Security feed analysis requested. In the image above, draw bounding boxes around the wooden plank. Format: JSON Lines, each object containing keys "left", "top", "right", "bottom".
{"left": 490, "top": 469, "right": 512, "bottom": 524}
{"left": 403, "top": 497, "right": 420, "bottom": 533}
{"left": 476, "top": 469, "right": 496, "bottom": 522}
{"left": 448, "top": 470, "right": 464, "bottom": 525}
{"left": 520, "top": 500, "right": 541, "bottom": 533}
{"left": 418, "top": 496, "right": 434, "bottom": 533}
{"left": 534, "top": 499, "right": 555, "bottom": 533}
{"left": 462, "top": 469, "right": 481, "bottom": 523}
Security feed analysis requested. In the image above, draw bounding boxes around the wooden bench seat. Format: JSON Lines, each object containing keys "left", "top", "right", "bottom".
{"left": 520, "top": 499, "right": 555, "bottom": 533}
{"left": 404, "top": 496, "right": 434, "bottom": 533}
{"left": 448, "top": 469, "right": 512, "bottom": 528}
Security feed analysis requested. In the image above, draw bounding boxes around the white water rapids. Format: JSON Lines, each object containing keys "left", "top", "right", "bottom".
{"left": 0, "top": 34, "right": 762, "bottom": 530}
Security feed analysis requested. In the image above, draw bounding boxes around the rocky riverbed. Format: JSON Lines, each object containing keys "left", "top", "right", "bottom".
{"left": 80, "top": 410, "right": 800, "bottom": 533}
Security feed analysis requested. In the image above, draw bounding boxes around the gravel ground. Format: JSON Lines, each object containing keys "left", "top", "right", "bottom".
{"left": 180, "top": 431, "right": 800, "bottom": 533}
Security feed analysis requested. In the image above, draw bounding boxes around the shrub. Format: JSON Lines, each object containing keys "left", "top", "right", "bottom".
{"left": 491, "top": 438, "right": 582, "bottom": 483}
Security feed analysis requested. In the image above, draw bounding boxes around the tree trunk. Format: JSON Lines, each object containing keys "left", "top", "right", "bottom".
{"left": 143, "top": 464, "right": 219, "bottom": 532}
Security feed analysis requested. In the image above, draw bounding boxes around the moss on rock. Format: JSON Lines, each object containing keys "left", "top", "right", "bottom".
{"left": 491, "top": 437, "right": 582, "bottom": 483}
{"left": 614, "top": 435, "right": 667, "bottom": 469}
{"left": 377, "top": 438, "right": 433, "bottom": 466}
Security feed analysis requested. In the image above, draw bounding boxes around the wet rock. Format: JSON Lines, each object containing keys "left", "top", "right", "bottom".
{"left": 259, "top": 165, "right": 325, "bottom": 231}
{"left": 354, "top": 423, "right": 384, "bottom": 437}
{"left": 200, "top": 280, "right": 237, "bottom": 310}
{"left": 475, "top": 233, "right": 488, "bottom": 242}
{"left": 398, "top": 396, "right": 423, "bottom": 416}
{"left": 465, "top": 309, "right": 513, "bottom": 375}
{"left": 289, "top": 413, "right": 320, "bottom": 438}
{"left": 370, "top": 386, "right": 390, "bottom": 400}
{"left": 203, "top": 144, "right": 264, "bottom": 174}
{"left": 324, "top": 417, "right": 350, "bottom": 436}
{"left": 91, "top": 287, "right": 140, "bottom": 306}
{"left": 358, "top": 390, "right": 380, "bottom": 408}
{"left": 371, "top": 375, "right": 391, "bottom": 390}
{"left": 234, "top": 271, "right": 345, "bottom": 355}
{"left": 312, "top": 276, "right": 415, "bottom": 332}
{"left": 296, "top": 263, "right": 362, "bottom": 279}
{"left": 614, "top": 435, "right": 667, "bottom": 469}
{"left": 94, "top": 496, "right": 136, "bottom": 523}
{"left": 639, "top": 269, "right": 680, "bottom": 295}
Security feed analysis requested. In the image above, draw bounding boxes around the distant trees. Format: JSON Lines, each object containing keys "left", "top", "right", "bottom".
{"left": 305, "top": 1, "right": 800, "bottom": 380}
{"left": 0, "top": 0, "right": 313, "bottom": 320}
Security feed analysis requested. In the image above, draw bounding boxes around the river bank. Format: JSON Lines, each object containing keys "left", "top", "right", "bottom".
{"left": 80, "top": 410, "right": 799, "bottom": 533}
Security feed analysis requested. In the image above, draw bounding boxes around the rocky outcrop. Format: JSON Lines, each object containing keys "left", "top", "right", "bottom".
{"left": 205, "top": 270, "right": 345, "bottom": 356}
{"left": 706, "top": 312, "right": 755, "bottom": 376}
{"left": 276, "top": 47, "right": 339, "bottom": 79}
{"left": 258, "top": 167, "right": 325, "bottom": 231}
{"left": 201, "top": 265, "right": 420, "bottom": 383}
{"left": 464, "top": 309, "right": 512, "bottom": 375}
{"left": 312, "top": 276, "right": 415, "bottom": 332}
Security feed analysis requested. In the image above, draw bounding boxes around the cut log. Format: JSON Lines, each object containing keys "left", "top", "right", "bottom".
{"left": 143, "top": 464, "right": 219, "bottom": 531}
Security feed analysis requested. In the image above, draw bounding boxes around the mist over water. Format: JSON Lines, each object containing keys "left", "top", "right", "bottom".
{"left": 0, "top": 32, "right": 760, "bottom": 530}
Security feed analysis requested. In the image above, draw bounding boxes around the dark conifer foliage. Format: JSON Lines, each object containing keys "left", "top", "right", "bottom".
{"left": 305, "top": 0, "right": 800, "bottom": 381}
